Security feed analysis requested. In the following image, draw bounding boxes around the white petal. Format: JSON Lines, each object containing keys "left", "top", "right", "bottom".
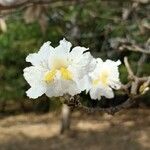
{"left": 89, "top": 58, "right": 103, "bottom": 80}
{"left": 105, "top": 59, "right": 121, "bottom": 67}
{"left": 67, "top": 81, "right": 81, "bottom": 96}
{"left": 96, "top": 58, "right": 103, "bottom": 64}
{"left": 116, "top": 60, "right": 121, "bottom": 65}
{"left": 69, "top": 52, "right": 94, "bottom": 80}
{"left": 54, "top": 38, "right": 72, "bottom": 56}
{"left": 45, "top": 79, "right": 80, "bottom": 97}
{"left": 105, "top": 59, "right": 121, "bottom": 90}
{"left": 108, "top": 80, "right": 121, "bottom": 89}
{"left": 26, "top": 41, "right": 53, "bottom": 68}
{"left": 102, "top": 87, "right": 114, "bottom": 99}
{"left": 23, "top": 66, "right": 46, "bottom": 87}
{"left": 45, "top": 84, "right": 62, "bottom": 97}
{"left": 45, "top": 72, "right": 64, "bottom": 97}
{"left": 89, "top": 87, "right": 101, "bottom": 100}
{"left": 55, "top": 77, "right": 80, "bottom": 96}
{"left": 70, "top": 46, "right": 88, "bottom": 59}
{"left": 77, "top": 75, "right": 91, "bottom": 92}
{"left": 26, "top": 86, "right": 46, "bottom": 99}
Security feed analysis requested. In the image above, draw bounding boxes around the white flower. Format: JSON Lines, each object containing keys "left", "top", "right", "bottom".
{"left": 88, "top": 58, "right": 121, "bottom": 100}
{"left": 23, "top": 38, "right": 94, "bottom": 99}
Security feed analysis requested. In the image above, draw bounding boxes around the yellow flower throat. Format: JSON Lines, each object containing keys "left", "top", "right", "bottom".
{"left": 44, "top": 58, "right": 72, "bottom": 83}
{"left": 93, "top": 70, "right": 109, "bottom": 86}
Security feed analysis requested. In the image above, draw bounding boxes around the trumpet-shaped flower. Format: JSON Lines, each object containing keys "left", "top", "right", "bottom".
{"left": 88, "top": 58, "right": 121, "bottom": 100}
{"left": 23, "top": 38, "right": 94, "bottom": 99}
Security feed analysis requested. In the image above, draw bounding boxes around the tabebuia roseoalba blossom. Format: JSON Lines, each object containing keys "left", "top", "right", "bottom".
{"left": 23, "top": 39, "right": 94, "bottom": 99}
{"left": 87, "top": 58, "right": 121, "bottom": 100}
{"left": 23, "top": 38, "right": 121, "bottom": 100}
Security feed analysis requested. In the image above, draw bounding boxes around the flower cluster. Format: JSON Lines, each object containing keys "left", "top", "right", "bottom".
{"left": 23, "top": 38, "right": 121, "bottom": 100}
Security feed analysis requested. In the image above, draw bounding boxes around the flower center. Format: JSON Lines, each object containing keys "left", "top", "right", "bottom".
{"left": 44, "top": 69, "right": 56, "bottom": 83}
{"left": 44, "top": 58, "right": 72, "bottom": 83}
{"left": 60, "top": 67, "right": 72, "bottom": 80}
{"left": 52, "top": 58, "right": 68, "bottom": 70}
{"left": 93, "top": 70, "right": 109, "bottom": 86}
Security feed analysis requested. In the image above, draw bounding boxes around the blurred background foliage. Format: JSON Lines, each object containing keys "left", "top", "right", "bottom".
{"left": 0, "top": 0, "right": 149, "bottom": 113}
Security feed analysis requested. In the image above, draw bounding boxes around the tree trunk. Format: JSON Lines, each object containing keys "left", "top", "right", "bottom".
{"left": 60, "top": 104, "right": 71, "bottom": 134}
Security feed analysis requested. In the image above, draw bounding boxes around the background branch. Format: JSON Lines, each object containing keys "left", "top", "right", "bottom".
{"left": 124, "top": 57, "right": 135, "bottom": 78}
{"left": 120, "top": 44, "right": 150, "bottom": 55}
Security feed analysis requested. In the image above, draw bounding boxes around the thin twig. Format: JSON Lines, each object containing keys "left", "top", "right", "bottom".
{"left": 121, "top": 45, "right": 150, "bottom": 55}
{"left": 0, "top": 0, "right": 77, "bottom": 10}
{"left": 124, "top": 57, "right": 135, "bottom": 78}
{"left": 136, "top": 54, "right": 147, "bottom": 76}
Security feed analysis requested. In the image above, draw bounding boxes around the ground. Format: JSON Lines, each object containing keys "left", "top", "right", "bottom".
{"left": 0, "top": 108, "right": 150, "bottom": 150}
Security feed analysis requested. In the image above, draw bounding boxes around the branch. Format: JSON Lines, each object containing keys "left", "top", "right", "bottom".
{"left": 136, "top": 54, "right": 147, "bottom": 76}
{"left": 124, "top": 56, "right": 150, "bottom": 96}
{"left": 124, "top": 56, "right": 150, "bottom": 83}
{"left": 124, "top": 57, "right": 135, "bottom": 78}
{"left": 77, "top": 98, "right": 135, "bottom": 115}
{"left": 0, "top": 0, "right": 48, "bottom": 10}
{"left": 120, "top": 44, "right": 150, "bottom": 55}
{"left": 0, "top": 0, "right": 77, "bottom": 10}
{"left": 62, "top": 95, "right": 135, "bottom": 115}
